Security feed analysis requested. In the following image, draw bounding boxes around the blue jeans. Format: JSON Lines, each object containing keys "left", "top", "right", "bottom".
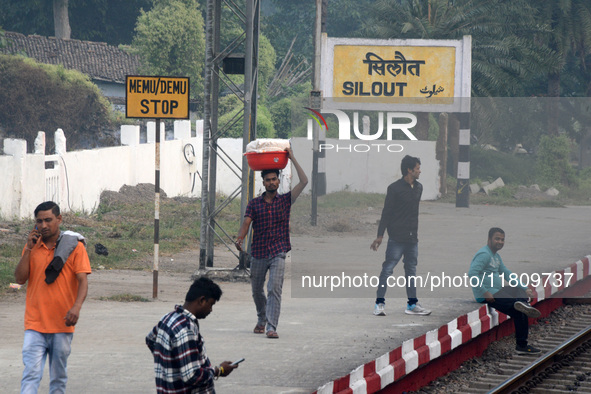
{"left": 250, "top": 253, "right": 286, "bottom": 332}
{"left": 21, "top": 330, "right": 73, "bottom": 394}
{"left": 376, "top": 240, "right": 418, "bottom": 305}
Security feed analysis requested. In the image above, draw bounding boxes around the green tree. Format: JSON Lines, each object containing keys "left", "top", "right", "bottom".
{"left": 263, "top": 1, "right": 315, "bottom": 67}
{"left": 131, "top": 0, "right": 205, "bottom": 100}
{"left": 263, "top": 0, "right": 373, "bottom": 67}
{"left": 270, "top": 98, "right": 292, "bottom": 139}
{"left": 258, "top": 35, "right": 277, "bottom": 98}
{"left": 0, "top": 0, "right": 151, "bottom": 45}
{"left": 532, "top": 1, "right": 591, "bottom": 135}
{"left": 217, "top": 95, "right": 276, "bottom": 138}
{"left": 363, "top": 0, "right": 558, "bottom": 98}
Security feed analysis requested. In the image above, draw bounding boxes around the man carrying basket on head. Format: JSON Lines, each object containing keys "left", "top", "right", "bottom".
{"left": 235, "top": 147, "right": 308, "bottom": 339}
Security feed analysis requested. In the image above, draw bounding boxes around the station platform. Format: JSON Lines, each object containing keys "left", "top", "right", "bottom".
{"left": 1, "top": 203, "right": 590, "bottom": 393}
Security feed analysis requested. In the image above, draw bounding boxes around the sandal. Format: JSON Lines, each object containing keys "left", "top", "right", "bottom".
{"left": 253, "top": 324, "right": 265, "bottom": 334}
{"left": 266, "top": 330, "right": 279, "bottom": 339}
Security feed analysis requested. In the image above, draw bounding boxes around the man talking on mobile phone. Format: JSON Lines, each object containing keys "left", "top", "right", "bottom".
{"left": 14, "top": 201, "right": 91, "bottom": 393}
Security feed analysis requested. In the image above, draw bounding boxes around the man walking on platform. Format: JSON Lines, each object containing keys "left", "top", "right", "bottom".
{"left": 235, "top": 147, "right": 308, "bottom": 339}
{"left": 371, "top": 155, "right": 431, "bottom": 317}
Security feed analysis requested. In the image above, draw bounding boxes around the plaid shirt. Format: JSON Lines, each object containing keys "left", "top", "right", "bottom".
{"left": 146, "top": 306, "right": 216, "bottom": 394}
{"left": 245, "top": 191, "right": 292, "bottom": 259}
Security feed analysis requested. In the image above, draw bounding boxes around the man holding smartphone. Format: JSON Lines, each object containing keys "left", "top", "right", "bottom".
{"left": 146, "top": 277, "right": 238, "bottom": 393}
{"left": 14, "top": 201, "right": 91, "bottom": 393}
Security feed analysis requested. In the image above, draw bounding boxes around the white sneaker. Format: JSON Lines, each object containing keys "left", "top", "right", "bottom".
{"left": 405, "top": 303, "right": 431, "bottom": 315}
{"left": 373, "top": 303, "right": 386, "bottom": 316}
{"left": 514, "top": 301, "right": 541, "bottom": 318}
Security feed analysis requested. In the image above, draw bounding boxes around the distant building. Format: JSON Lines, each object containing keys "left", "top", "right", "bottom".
{"left": 1, "top": 31, "right": 141, "bottom": 111}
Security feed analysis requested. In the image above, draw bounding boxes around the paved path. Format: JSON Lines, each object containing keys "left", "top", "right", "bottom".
{"left": 1, "top": 203, "right": 589, "bottom": 393}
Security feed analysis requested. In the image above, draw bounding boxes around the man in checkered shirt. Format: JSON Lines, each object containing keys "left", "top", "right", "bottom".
{"left": 235, "top": 147, "right": 308, "bottom": 339}
{"left": 146, "top": 277, "right": 237, "bottom": 393}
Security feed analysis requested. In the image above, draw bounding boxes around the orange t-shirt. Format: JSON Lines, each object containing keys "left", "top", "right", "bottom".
{"left": 23, "top": 241, "right": 92, "bottom": 333}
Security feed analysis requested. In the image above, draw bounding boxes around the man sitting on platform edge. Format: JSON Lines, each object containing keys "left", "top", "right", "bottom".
{"left": 468, "top": 227, "right": 541, "bottom": 354}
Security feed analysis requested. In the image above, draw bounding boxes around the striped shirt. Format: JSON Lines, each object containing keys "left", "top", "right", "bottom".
{"left": 146, "top": 306, "right": 216, "bottom": 394}
{"left": 245, "top": 191, "right": 292, "bottom": 259}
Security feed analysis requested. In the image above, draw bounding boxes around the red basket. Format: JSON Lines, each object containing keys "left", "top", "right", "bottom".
{"left": 244, "top": 151, "right": 288, "bottom": 171}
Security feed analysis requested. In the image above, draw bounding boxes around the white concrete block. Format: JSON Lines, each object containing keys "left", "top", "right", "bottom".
{"left": 174, "top": 120, "right": 191, "bottom": 140}
{"left": 121, "top": 125, "right": 140, "bottom": 146}
{"left": 54, "top": 129, "right": 67, "bottom": 155}
{"left": 147, "top": 121, "right": 165, "bottom": 143}
{"left": 34, "top": 132, "right": 46, "bottom": 155}
{"left": 3, "top": 139, "right": 27, "bottom": 158}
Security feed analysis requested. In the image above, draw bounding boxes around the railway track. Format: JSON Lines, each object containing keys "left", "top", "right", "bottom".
{"left": 459, "top": 307, "right": 591, "bottom": 394}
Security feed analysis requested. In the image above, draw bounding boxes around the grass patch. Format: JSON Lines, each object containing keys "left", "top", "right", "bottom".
{"left": 326, "top": 219, "right": 353, "bottom": 232}
{"left": 98, "top": 293, "right": 150, "bottom": 302}
{"left": 0, "top": 195, "right": 242, "bottom": 295}
{"left": 292, "top": 191, "right": 385, "bottom": 217}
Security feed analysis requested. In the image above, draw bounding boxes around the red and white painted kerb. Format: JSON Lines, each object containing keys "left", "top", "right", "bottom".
{"left": 315, "top": 256, "right": 591, "bottom": 394}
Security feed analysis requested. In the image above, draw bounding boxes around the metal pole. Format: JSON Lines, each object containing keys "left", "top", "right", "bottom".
{"left": 153, "top": 119, "right": 161, "bottom": 298}
{"left": 310, "top": 0, "right": 323, "bottom": 226}
{"left": 238, "top": 0, "right": 259, "bottom": 268}
{"left": 206, "top": 0, "right": 222, "bottom": 267}
{"left": 199, "top": 0, "right": 214, "bottom": 270}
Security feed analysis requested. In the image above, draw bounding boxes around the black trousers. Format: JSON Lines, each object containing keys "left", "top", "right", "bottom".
{"left": 488, "top": 286, "right": 529, "bottom": 347}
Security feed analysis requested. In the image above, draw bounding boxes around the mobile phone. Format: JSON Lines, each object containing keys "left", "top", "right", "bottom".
{"left": 231, "top": 358, "right": 245, "bottom": 366}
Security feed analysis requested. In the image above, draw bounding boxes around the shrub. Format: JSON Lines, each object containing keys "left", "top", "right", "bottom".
{"left": 469, "top": 147, "right": 537, "bottom": 185}
{"left": 536, "top": 135, "right": 578, "bottom": 187}
{"left": 0, "top": 55, "right": 113, "bottom": 151}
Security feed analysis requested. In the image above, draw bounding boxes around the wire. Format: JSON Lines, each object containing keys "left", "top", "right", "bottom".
{"left": 58, "top": 155, "right": 72, "bottom": 211}
{"left": 183, "top": 143, "right": 202, "bottom": 193}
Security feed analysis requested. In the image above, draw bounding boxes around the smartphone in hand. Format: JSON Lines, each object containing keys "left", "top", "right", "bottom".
{"left": 32, "top": 226, "right": 40, "bottom": 243}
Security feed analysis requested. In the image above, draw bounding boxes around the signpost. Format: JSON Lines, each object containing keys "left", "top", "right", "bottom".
{"left": 320, "top": 37, "right": 472, "bottom": 207}
{"left": 126, "top": 75, "right": 190, "bottom": 298}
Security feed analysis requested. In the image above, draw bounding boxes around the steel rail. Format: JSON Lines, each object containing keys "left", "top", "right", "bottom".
{"left": 487, "top": 324, "right": 591, "bottom": 393}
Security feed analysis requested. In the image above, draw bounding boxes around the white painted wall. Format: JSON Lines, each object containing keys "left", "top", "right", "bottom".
{"left": 291, "top": 139, "right": 439, "bottom": 199}
{"left": 0, "top": 123, "right": 440, "bottom": 219}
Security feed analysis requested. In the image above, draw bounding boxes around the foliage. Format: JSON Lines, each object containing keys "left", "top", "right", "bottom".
{"left": 362, "top": 0, "right": 559, "bottom": 98}
{"left": 263, "top": 1, "right": 315, "bottom": 67}
{"left": 0, "top": 28, "right": 6, "bottom": 49}
{"left": 0, "top": 55, "right": 113, "bottom": 151}
{"left": 217, "top": 96, "right": 276, "bottom": 138}
{"left": 256, "top": 105, "right": 276, "bottom": 139}
{"left": 529, "top": 1, "right": 591, "bottom": 136}
{"left": 270, "top": 98, "right": 292, "bottom": 139}
{"left": 263, "top": 0, "right": 373, "bottom": 67}
{"left": 470, "top": 147, "right": 537, "bottom": 185}
{"left": 536, "top": 135, "right": 578, "bottom": 186}
{"left": 534, "top": 1, "right": 591, "bottom": 80}
{"left": 131, "top": 0, "right": 205, "bottom": 100}
{"left": 258, "top": 35, "right": 277, "bottom": 98}
{"left": 0, "top": 0, "right": 151, "bottom": 45}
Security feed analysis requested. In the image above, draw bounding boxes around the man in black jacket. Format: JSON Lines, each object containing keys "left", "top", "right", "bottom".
{"left": 370, "top": 155, "right": 431, "bottom": 316}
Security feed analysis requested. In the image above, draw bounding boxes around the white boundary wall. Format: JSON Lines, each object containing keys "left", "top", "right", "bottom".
{"left": 0, "top": 122, "right": 439, "bottom": 219}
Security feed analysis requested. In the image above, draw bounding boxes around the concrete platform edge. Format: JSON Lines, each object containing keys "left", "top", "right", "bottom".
{"left": 314, "top": 255, "right": 591, "bottom": 394}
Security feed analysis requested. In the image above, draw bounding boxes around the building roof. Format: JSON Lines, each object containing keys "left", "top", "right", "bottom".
{"left": 1, "top": 31, "right": 140, "bottom": 84}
